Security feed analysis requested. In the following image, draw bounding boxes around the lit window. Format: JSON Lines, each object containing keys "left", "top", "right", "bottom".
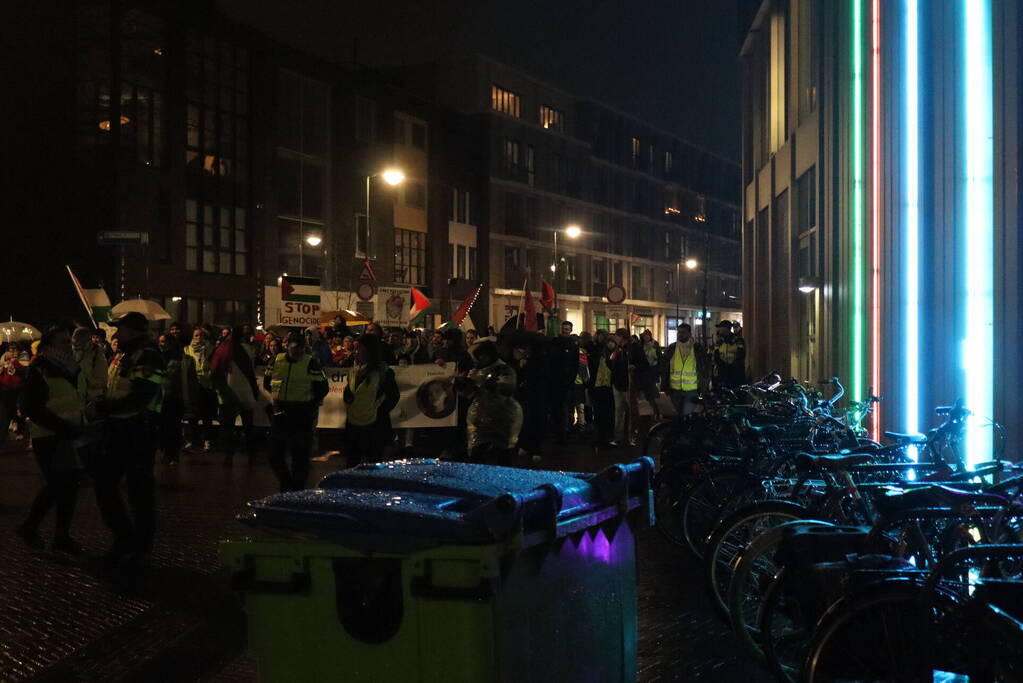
{"left": 540, "top": 105, "right": 563, "bottom": 131}
{"left": 491, "top": 85, "right": 521, "bottom": 118}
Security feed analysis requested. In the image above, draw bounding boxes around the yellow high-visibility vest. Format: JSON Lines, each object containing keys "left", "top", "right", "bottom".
{"left": 29, "top": 370, "right": 87, "bottom": 439}
{"left": 106, "top": 348, "right": 165, "bottom": 417}
{"left": 267, "top": 353, "right": 324, "bottom": 403}
{"left": 346, "top": 366, "right": 382, "bottom": 427}
{"left": 669, "top": 343, "right": 698, "bottom": 391}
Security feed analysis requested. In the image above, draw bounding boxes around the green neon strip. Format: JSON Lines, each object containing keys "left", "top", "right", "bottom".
{"left": 851, "top": 0, "right": 865, "bottom": 404}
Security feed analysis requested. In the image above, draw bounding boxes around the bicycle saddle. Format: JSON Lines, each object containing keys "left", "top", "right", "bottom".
{"left": 794, "top": 452, "right": 875, "bottom": 470}
{"left": 874, "top": 485, "right": 1009, "bottom": 516}
{"left": 883, "top": 431, "right": 928, "bottom": 445}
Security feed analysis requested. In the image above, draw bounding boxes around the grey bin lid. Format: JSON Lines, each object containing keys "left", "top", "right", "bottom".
{"left": 238, "top": 458, "right": 653, "bottom": 550}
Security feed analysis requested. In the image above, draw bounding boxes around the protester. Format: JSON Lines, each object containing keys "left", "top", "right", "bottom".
{"left": 549, "top": 320, "right": 579, "bottom": 442}
{"left": 1, "top": 343, "right": 28, "bottom": 442}
{"left": 364, "top": 322, "right": 396, "bottom": 364}
{"left": 713, "top": 320, "right": 746, "bottom": 389}
{"left": 342, "top": 334, "right": 399, "bottom": 465}
{"left": 264, "top": 332, "right": 328, "bottom": 492}
{"left": 434, "top": 328, "right": 473, "bottom": 373}
{"left": 89, "top": 311, "right": 165, "bottom": 573}
{"left": 460, "top": 340, "right": 521, "bottom": 465}
{"left": 184, "top": 327, "right": 216, "bottom": 452}
{"left": 511, "top": 337, "right": 545, "bottom": 460}
{"left": 591, "top": 335, "right": 617, "bottom": 445}
{"left": 660, "top": 323, "right": 704, "bottom": 416}
{"left": 395, "top": 330, "right": 427, "bottom": 365}
{"left": 260, "top": 336, "right": 282, "bottom": 366}
{"left": 210, "top": 326, "right": 260, "bottom": 463}
{"left": 158, "top": 334, "right": 197, "bottom": 465}
{"left": 610, "top": 329, "right": 633, "bottom": 446}
{"left": 16, "top": 326, "right": 86, "bottom": 554}
{"left": 464, "top": 329, "right": 478, "bottom": 346}
{"left": 303, "top": 326, "right": 332, "bottom": 368}
{"left": 72, "top": 327, "right": 107, "bottom": 403}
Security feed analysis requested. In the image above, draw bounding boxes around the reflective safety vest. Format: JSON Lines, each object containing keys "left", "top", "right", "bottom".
{"left": 346, "top": 366, "right": 382, "bottom": 427}
{"left": 669, "top": 343, "right": 698, "bottom": 392}
{"left": 185, "top": 343, "right": 212, "bottom": 388}
{"left": 716, "top": 341, "right": 741, "bottom": 366}
{"left": 106, "top": 348, "right": 165, "bottom": 418}
{"left": 29, "top": 369, "right": 87, "bottom": 439}
{"left": 267, "top": 353, "right": 325, "bottom": 403}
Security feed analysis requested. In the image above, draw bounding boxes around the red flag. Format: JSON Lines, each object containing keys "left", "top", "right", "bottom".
{"left": 522, "top": 284, "right": 538, "bottom": 331}
{"left": 452, "top": 283, "right": 483, "bottom": 325}
{"left": 540, "top": 279, "right": 556, "bottom": 312}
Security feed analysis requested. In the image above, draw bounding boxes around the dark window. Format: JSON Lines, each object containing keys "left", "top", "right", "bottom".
{"left": 796, "top": 166, "right": 817, "bottom": 232}
{"left": 394, "top": 228, "right": 426, "bottom": 285}
{"left": 630, "top": 137, "right": 640, "bottom": 168}
{"left": 526, "top": 146, "right": 535, "bottom": 187}
{"left": 505, "top": 193, "right": 525, "bottom": 236}
{"left": 503, "top": 138, "right": 520, "bottom": 178}
{"left": 503, "top": 246, "right": 524, "bottom": 288}
{"left": 450, "top": 189, "right": 471, "bottom": 224}
{"left": 404, "top": 181, "right": 427, "bottom": 209}
{"left": 551, "top": 154, "right": 563, "bottom": 193}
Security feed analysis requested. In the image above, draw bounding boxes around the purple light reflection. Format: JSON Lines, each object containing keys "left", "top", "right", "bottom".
{"left": 572, "top": 526, "right": 615, "bottom": 565}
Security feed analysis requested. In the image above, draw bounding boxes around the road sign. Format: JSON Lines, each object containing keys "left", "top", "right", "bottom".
{"left": 356, "top": 282, "right": 376, "bottom": 301}
{"left": 359, "top": 259, "right": 377, "bottom": 281}
{"left": 605, "top": 284, "right": 627, "bottom": 304}
{"left": 97, "top": 231, "right": 149, "bottom": 246}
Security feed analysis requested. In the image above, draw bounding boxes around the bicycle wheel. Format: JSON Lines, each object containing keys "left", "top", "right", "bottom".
{"left": 704, "top": 500, "right": 812, "bottom": 620}
{"left": 679, "top": 467, "right": 758, "bottom": 558}
{"left": 644, "top": 420, "right": 675, "bottom": 465}
{"left": 802, "top": 585, "right": 935, "bottom": 682}
{"left": 759, "top": 569, "right": 806, "bottom": 683}
{"left": 727, "top": 519, "right": 834, "bottom": 660}
{"left": 653, "top": 463, "right": 694, "bottom": 547}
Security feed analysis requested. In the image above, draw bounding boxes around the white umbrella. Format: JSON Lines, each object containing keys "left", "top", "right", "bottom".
{"left": 111, "top": 299, "right": 172, "bottom": 322}
{"left": 0, "top": 318, "right": 41, "bottom": 343}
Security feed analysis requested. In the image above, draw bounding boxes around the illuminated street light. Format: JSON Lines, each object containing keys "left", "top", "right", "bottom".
{"left": 564, "top": 224, "right": 582, "bottom": 239}
{"left": 381, "top": 169, "right": 405, "bottom": 186}
{"left": 305, "top": 234, "right": 322, "bottom": 247}
{"left": 798, "top": 284, "right": 817, "bottom": 294}
{"left": 685, "top": 258, "right": 699, "bottom": 270}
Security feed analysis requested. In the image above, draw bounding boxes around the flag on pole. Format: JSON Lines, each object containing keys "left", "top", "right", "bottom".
{"left": 66, "top": 266, "right": 111, "bottom": 325}
{"left": 521, "top": 282, "right": 538, "bottom": 332}
{"left": 540, "top": 279, "right": 556, "bottom": 312}
{"left": 280, "top": 275, "right": 321, "bottom": 304}
{"left": 408, "top": 287, "right": 431, "bottom": 326}
{"left": 452, "top": 283, "right": 483, "bottom": 326}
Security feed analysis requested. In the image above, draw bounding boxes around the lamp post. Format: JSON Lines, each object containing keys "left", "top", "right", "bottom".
{"left": 551, "top": 224, "right": 582, "bottom": 312}
{"left": 686, "top": 257, "right": 709, "bottom": 346}
{"left": 364, "top": 169, "right": 405, "bottom": 260}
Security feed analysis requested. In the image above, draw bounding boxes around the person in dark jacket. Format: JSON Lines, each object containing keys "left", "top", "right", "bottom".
{"left": 16, "top": 327, "right": 87, "bottom": 554}
{"left": 157, "top": 334, "right": 197, "bottom": 464}
{"left": 590, "top": 336, "right": 617, "bottom": 445}
{"left": 548, "top": 320, "right": 579, "bottom": 442}
{"left": 342, "top": 334, "right": 400, "bottom": 465}
{"left": 433, "top": 328, "right": 473, "bottom": 374}
{"left": 610, "top": 329, "right": 635, "bottom": 446}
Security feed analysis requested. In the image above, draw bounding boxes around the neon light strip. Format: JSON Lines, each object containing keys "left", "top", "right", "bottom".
{"left": 962, "top": 0, "right": 994, "bottom": 468}
{"left": 870, "top": 0, "right": 881, "bottom": 440}
{"left": 904, "top": 0, "right": 920, "bottom": 453}
{"left": 852, "top": 0, "right": 865, "bottom": 409}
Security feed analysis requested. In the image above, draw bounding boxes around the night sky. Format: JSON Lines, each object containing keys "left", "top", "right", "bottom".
{"left": 216, "top": 0, "right": 753, "bottom": 161}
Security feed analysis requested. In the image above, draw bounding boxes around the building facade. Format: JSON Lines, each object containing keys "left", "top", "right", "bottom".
{"left": 399, "top": 56, "right": 743, "bottom": 343}
{"left": 741, "top": 0, "right": 1021, "bottom": 457}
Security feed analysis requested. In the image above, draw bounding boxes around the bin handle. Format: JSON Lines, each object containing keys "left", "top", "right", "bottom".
{"left": 231, "top": 567, "right": 311, "bottom": 595}
{"left": 410, "top": 575, "right": 496, "bottom": 601}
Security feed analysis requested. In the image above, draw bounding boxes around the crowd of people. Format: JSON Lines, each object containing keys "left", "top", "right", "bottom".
{"left": 2, "top": 309, "right": 745, "bottom": 579}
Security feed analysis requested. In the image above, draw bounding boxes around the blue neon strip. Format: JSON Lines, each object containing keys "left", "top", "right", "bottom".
{"left": 904, "top": 0, "right": 920, "bottom": 456}
{"left": 962, "top": 0, "right": 994, "bottom": 468}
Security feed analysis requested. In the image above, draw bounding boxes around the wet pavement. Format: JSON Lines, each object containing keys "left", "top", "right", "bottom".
{"left": 0, "top": 434, "right": 768, "bottom": 682}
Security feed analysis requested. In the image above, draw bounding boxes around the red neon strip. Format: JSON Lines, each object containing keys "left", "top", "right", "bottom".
{"left": 870, "top": 0, "right": 881, "bottom": 440}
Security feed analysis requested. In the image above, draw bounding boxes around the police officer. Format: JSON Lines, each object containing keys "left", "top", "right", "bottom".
{"left": 713, "top": 320, "right": 746, "bottom": 389}
{"left": 264, "top": 332, "right": 328, "bottom": 492}
{"left": 89, "top": 311, "right": 165, "bottom": 571}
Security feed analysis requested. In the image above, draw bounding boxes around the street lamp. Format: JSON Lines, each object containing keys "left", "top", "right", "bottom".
{"left": 364, "top": 168, "right": 405, "bottom": 259}
{"left": 552, "top": 225, "right": 582, "bottom": 292}
{"left": 685, "top": 257, "right": 710, "bottom": 345}
{"left": 305, "top": 233, "right": 322, "bottom": 247}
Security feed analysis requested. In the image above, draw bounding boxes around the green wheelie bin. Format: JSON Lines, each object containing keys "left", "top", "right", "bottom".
{"left": 220, "top": 457, "right": 654, "bottom": 683}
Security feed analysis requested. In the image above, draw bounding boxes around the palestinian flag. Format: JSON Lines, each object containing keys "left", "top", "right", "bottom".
{"left": 540, "top": 279, "right": 556, "bottom": 312}
{"left": 409, "top": 287, "right": 431, "bottom": 326}
{"left": 66, "top": 266, "right": 111, "bottom": 325}
{"left": 452, "top": 283, "right": 483, "bottom": 326}
{"left": 281, "top": 275, "right": 321, "bottom": 304}
{"left": 521, "top": 282, "right": 538, "bottom": 332}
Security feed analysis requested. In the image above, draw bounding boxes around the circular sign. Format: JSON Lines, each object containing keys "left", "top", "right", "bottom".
{"left": 356, "top": 282, "right": 376, "bottom": 301}
{"left": 416, "top": 378, "right": 457, "bottom": 419}
{"left": 605, "top": 284, "right": 627, "bottom": 304}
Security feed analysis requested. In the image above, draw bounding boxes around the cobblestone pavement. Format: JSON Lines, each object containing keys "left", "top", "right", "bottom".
{"left": 0, "top": 434, "right": 768, "bottom": 682}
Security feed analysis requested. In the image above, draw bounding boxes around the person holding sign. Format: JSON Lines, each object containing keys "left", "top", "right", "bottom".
{"left": 264, "top": 333, "right": 328, "bottom": 492}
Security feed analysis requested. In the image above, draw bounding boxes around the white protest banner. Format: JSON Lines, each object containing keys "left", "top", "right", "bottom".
{"left": 375, "top": 286, "right": 409, "bottom": 326}
{"left": 264, "top": 284, "right": 322, "bottom": 328}
{"left": 253, "top": 362, "right": 457, "bottom": 429}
